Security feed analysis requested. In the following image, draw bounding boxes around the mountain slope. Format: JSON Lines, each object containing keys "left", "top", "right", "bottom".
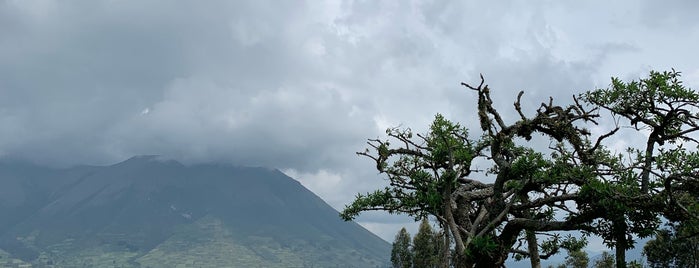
{"left": 0, "top": 156, "right": 389, "bottom": 267}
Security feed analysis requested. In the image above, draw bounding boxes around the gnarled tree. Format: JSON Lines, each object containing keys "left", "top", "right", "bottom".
{"left": 341, "top": 71, "right": 699, "bottom": 268}
{"left": 582, "top": 69, "right": 699, "bottom": 267}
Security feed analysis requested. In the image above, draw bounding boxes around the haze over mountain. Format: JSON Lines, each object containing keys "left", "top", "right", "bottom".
{"left": 0, "top": 155, "right": 389, "bottom": 267}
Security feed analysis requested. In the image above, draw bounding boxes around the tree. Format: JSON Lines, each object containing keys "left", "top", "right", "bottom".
{"left": 582, "top": 69, "right": 699, "bottom": 268}
{"left": 413, "top": 218, "right": 438, "bottom": 268}
{"left": 594, "top": 251, "right": 615, "bottom": 268}
{"left": 627, "top": 260, "right": 643, "bottom": 268}
{"left": 643, "top": 229, "right": 674, "bottom": 267}
{"left": 433, "top": 229, "right": 451, "bottom": 268}
{"left": 391, "top": 221, "right": 451, "bottom": 268}
{"left": 565, "top": 249, "right": 590, "bottom": 268}
{"left": 644, "top": 221, "right": 699, "bottom": 268}
{"left": 391, "top": 227, "right": 413, "bottom": 268}
{"left": 341, "top": 71, "right": 699, "bottom": 268}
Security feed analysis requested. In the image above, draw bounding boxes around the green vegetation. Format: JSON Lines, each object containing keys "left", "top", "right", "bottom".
{"left": 0, "top": 157, "right": 390, "bottom": 267}
{"left": 390, "top": 219, "right": 445, "bottom": 268}
{"left": 594, "top": 251, "right": 616, "bottom": 268}
{"left": 546, "top": 249, "right": 589, "bottom": 268}
{"left": 7, "top": 215, "right": 386, "bottom": 268}
{"left": 342, "top": 70, "right": 699, "bottom": 267}
{"left": 0, "top": 248, "right": 32, "bottom": 267}
{"left": 391, "top": 228, "right": 412, "bottom": 268}
{"left": 564, "top": 249, "right": 589, "bottom": 268}
{"left": 644, "top": 220, "right": 699, "bottom": 267}
{"left": 136, "top": 216, "right": 295, "bottom": 268}
{"left": 412, "top": 218, "right": 442, "bottom": 268}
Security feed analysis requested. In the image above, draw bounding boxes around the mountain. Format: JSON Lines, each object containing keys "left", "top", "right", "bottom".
{"left": 0, "top": 156, "right": 390, "bottom": 267}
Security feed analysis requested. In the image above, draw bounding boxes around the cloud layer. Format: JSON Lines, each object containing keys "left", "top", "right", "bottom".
{"left": 1, "top": 0, "right": 698, "bottom": 242}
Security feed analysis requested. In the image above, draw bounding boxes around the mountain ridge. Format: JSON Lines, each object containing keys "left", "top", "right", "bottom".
{"left": 0, "top": 156, "right": 389, "bottom": 267}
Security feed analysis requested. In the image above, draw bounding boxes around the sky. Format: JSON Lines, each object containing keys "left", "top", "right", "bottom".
{"left": 1, "top": 0, "right": 699, "bottom": 259}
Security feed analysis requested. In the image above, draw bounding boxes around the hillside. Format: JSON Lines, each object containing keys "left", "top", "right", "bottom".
{"left": 0, "top": 156, "right": 389, "bottom": 267}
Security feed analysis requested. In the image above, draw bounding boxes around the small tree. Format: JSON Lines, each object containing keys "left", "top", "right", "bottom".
{"left": 565, "top": 249, "right": 590, "bottom": 268}
{"left": 433, "top": 229, "right": 451, "bottom": 268}
{"left": 644, "top": 221, "right": 699, "bottom": 268}
{"left": 644, "top": 229, "right": 674, "bottom": 267}
{"left": 413, "top": 218, "right": 438, "bottom": 268}
{"left": 392, "top": 227, "right": 413, "bottom": 268}
{"left": 594, "top": 251, "right": 615, "bottom": 268}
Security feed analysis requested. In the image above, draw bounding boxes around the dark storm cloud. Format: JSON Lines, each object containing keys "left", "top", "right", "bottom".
{"left": 0, "top": 0, "right": 364, "bottom": 169}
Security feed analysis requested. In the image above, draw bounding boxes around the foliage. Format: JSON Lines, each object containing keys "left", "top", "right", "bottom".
{"left": 341, "top": 114, "right": 473, "bottom": 222}
{"left": 342, "top": 71, "right": 699, "bottom": 268}
{"left": 565, "top": 249, "right": 589, "bottom": 268}
{"left": 391, "top": 228, "right": 413, "bottom": 268}
{"left": 644, "top": 221, "right": 699, "bottom": 268}
{"left": 581, "top": 69, "right": 699, "bottom": 267}
{"left": 643, "top": 229, "right": 674, "bottom": 267}
{"left": 593, "top": 251, "right": 615, "bottom": 268}
{"left": 413, "top": 218, "right": 440, "bottom": 268}
{"left": 390, "top": 220, "right": 450, "bottom": 268}
{"left": 627, "top": 260, "right": 643, "bottom": 268}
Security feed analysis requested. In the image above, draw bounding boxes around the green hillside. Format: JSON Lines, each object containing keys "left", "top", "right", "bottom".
{"left": 0, "top": 156, "right": 389, "bottom": 267}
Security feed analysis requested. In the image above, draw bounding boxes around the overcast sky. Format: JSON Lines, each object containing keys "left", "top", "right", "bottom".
{"left": 1, "top": 0, "right": 699, "bottom": 254}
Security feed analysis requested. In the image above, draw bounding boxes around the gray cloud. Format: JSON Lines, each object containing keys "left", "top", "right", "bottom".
{"left": 639, "top": 0, "right": 699, "bottom": 29}
{"left": 1, "top": 0, "right": 698, "bottom": 242}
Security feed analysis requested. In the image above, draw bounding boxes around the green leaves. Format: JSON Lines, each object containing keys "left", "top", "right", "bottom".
{"left": 426, "top": 114, "right": 474, "bottom": 166}
{"left": 340, "top": 188, "right": 395, "bottom": 221}
{"left": 584, "top": 70, "right": 698, "bottom": 116}
{"left": 465, "top": 236, "right": 498, "bottom": 259}
{"left": 644, "top": 221, "right": 699, "bottom": 268}
{"left": 583, "top": 69, "right": 699, "bottom": 143}
{"left": 412, "top": 218, "right": 441, "bottom": 268}
{"left": 391, "top": 228, "right": 413, "bottom": 268}
{"left": 344, "top": 70, "right": 699, "bottom": 267}
{"left": 342, "top": 114, "right": 477, "bottom": 221}
{"left": 656, "top": 146, "right": 699, "bottom": 175}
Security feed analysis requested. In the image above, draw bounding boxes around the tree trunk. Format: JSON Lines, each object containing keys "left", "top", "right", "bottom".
{"left": 615, "top": 242, "right": 625, "bottom": 268}
{"left": 526, "top": 230, "right": 541, "bottom": 268}
{"left": 614, "top": 219, "right": 627, "bottom": 268}
{"left": 441, "top": 228, "right": 450, "bottom": 268}
{"left": 519, "top": 193, "right": 541, "bottom": 268}
{"left": 443, "top": 179, "right": 468, "bottom": 268}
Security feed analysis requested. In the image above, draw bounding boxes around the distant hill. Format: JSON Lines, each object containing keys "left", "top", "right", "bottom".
{"left": 0, "top": 156, "right": 390, "bottom": 267}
